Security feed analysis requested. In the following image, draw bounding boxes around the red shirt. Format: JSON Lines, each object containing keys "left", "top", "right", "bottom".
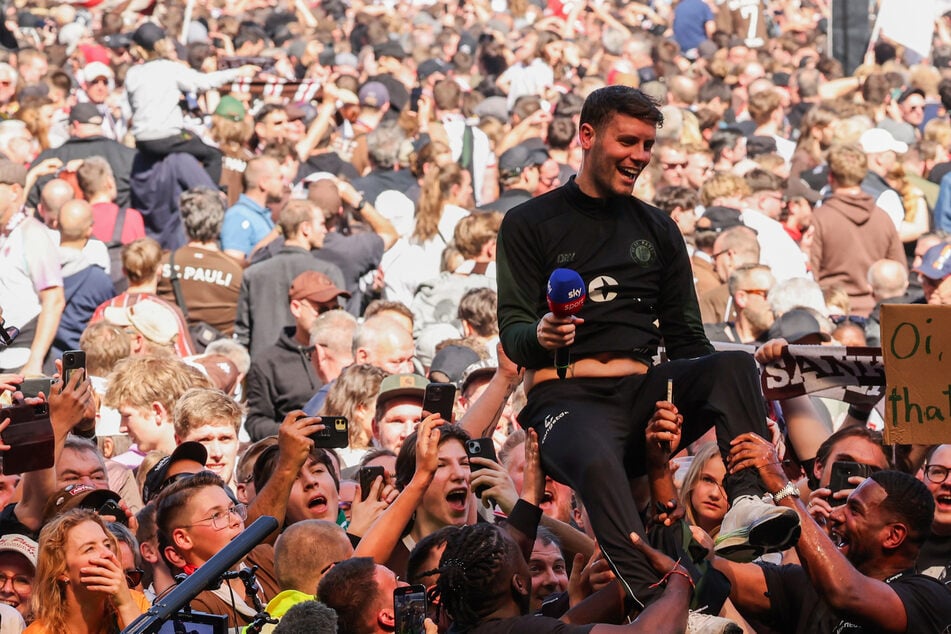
{"left": 91, "top": 202, "right": 147, "bottom": 245}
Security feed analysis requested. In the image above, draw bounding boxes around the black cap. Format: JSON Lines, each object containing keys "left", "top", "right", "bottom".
{"left": 428, "top": 345, "right": 482, "bottom": 386}
{"left": 897, "top": 87, "right": 925, "bottom": 104}
{"left": 373, "top": 40, "right": 406, "bottom": 60}
{"left": 747, "top": 135, "right": 778, "bottom": 158}
{"left": 132, "top": 22, "right": 166, "bottom": 52}
{"left": 417, "top": 58, "right": 448, "bottom": 80}
{"left": 768, "top": 309, "right": 831, "bottom": 344}
{"left": 69, "top": 102, "right": 103, "bottom": 125}
{"left": 142, "top": 441, "right": 208, "bottom": 503}
{"left": 102, "top": 33, "right": 133, "bottom": 49}
{"left": 499, "top": 139, "right": 549, "bottom": 177}
{"left": 696, "top": 206, "right": 744, "bottom": 233}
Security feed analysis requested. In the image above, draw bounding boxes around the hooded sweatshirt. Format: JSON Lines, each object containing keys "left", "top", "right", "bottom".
{"left": 810, "top": 191, "right": 905, "bottom": 316}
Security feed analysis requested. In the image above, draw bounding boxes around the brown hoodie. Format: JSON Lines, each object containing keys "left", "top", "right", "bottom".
{"left": 810, "top": 191, "right": 905, "bottom": 316}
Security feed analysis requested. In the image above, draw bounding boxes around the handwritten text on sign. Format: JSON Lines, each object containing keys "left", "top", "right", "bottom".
{"left": 881, "top": 305, "right": 951, "bottom": 445}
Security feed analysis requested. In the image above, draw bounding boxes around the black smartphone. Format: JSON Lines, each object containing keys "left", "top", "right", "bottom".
{"left": 393, "top": 584, "right": 427, "bottom": 634}
{"left": 97, "top": 500, "right": 128, "bottom": 526}
{"left": 465, "top": 437, "right": 498, "bottom": 498}
{"left": 311, "top": 415, "right": 349, "bottom": 449}
{"left": 19, "top": 377, "right": 53, "bottom": 398}
{"left": 828, "top": 461, "right": 874, "bottom": 505}
{"left": 422, "top": 383, "right": 455, "bottom": 422}
{"left": 358, "top": 465, "right": 385, "bottom": 501}
{"left": 62, "top": 350, "right": 86, "bottom": 386}
{"left": 0, "top": 402, "right": 54, "bottom": 474}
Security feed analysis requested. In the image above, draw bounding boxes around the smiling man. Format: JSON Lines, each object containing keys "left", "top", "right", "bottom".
{"left": 717, "top": 435, "right": 951, "bottom": 633}
{"left": 172, "top": 388, "right": 242, "bottom": 489}
{"left": 497, "top": 84, "right": 799, "bottom": 609}
{"left": 918, "top": 444, "right": 951, "bottom": 586}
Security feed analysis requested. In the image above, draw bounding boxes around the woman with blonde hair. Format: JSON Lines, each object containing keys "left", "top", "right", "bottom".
{"left": 790, "top": 103, "right": 838, "bottom": 179}
{"left": 27, "top": 509, "right": 149, "bottom": 634}
{"left": 679, "top": 442, "right": 729, "bottom": 538}
{"left": 319, "top": 363, "right": 387, "bottom": 467}
{"left": 411, "top": 162, "right": 472, "bottom": 277}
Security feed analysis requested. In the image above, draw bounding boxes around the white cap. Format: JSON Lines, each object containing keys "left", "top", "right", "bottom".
{"left": 860, "top": 128, "right": 908, "bottom": 155}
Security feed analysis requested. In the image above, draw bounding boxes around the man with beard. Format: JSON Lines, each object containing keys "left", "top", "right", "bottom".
{"left": 716, "top": 426, "right": 951, "bottom": 633}
{"left": 497, "top": 85, "right": 799, "bottom": 610}
{"left": 703, "top": 263, "right": 776, "bottom": 344}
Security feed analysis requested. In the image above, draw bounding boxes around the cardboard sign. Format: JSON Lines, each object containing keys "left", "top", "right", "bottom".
{"left": 880, "top": 304, "right": 951, "bottom": 445}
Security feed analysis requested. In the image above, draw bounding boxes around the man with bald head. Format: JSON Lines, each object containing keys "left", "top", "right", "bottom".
{"left": 50, "top": 200, "right": 116, "bottom": 364}
{"left": 352, "top": 314, "right": 416, "bottom": 374}
{"left": 865, "top": 258, "right": 910, "bottom": 346}
{"left": 221, "top": 156, "right": 285, "bottom": 263}
{"left": 37, "top": 178, "right": 75, "bottom": 229}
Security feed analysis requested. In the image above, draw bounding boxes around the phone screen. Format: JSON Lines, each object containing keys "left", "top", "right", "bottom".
{"left": 394, "top": 585, "right": 426, "bottom": 634}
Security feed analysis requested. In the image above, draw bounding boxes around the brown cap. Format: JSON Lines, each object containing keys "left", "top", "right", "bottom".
{"left": 288, "top": 270, "right": 350, "bottom": 303}
{"left": 43, "top": 484, "right": 121, "bottom": 524}
{"left": 0, "top": 159, "right": 27, "bottom": 187}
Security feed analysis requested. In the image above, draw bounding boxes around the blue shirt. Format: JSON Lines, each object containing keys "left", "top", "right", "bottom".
{"left": 673, "top": 0, "right": 714, "bottom": 54}
{"left": 221, "top": 194, "right": 275, "bottom": 257}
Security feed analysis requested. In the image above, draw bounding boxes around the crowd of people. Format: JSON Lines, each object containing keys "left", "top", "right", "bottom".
{"left": 0, "top": 0, "right": 950, "bottom": 631}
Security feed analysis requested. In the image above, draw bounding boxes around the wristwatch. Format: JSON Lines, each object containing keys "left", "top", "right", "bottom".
{"left": 771, "top": 481, "right": 800, "bottom": 503}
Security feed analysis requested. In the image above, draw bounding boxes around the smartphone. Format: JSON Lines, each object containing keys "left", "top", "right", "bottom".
{"left": 358, "top": 465, "right": 385, "bottom": 501}
{"left": 465, "top": 437, "right": 498, "bottom": 498}
{"left": 422, "top": 383, "right": 455, "bottom": 422}
{"left": 828, "top": 461, "right": 874, "bottom": 506}
{"left": 311, "top": 416, "right": 349, "bottom": 449}
{"left": 393, "top": 585, "right": 427, "bottom": 634}
{"left": 19, "top": 377, "right": 53, "bottom": 398}
{"left": 62, "top": 350, "right": 86, "bottom": 386}
{"left": 0, "top": 402, "right": 54, "bottom": 474}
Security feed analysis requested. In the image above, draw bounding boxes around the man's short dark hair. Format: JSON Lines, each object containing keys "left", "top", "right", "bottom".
{"left": 709, "top": 129, "right": 743, "bottom": 162}
{"left": 316, "top": 557, "right": 378, "bottom": 634}
{"left": 253, "top": 444, "right": 339, "bottom": 496}
{"left": 869, "top": 470, "right": 934, "bottom": 546}
{"left": 579, "top": 85, "right": 663, "bottom": 132}
{"left": 547, "top": 116, "right": 576, "bottom": 151}
{"left": 698, "top": 79, "right": 732, "bottom": 104}
{"left": 273, "top": 600, "right": 338, "bottom": 634}
{"left": 654, "top": 186, "right": 699, "bottom": 215}
{"left": 395, "top": 424, "right": 470, "bottom": 490}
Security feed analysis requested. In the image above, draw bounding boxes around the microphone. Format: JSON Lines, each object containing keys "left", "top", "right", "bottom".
{"left": 122, "top": 515, "right": 279, "bottom": 634}
{"left": 546, "top": 268, "right": 585, "bottom": 379}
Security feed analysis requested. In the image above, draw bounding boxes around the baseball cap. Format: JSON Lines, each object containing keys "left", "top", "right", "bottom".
{"left": 103, "top": 299, "right": 179, "bottom": 346}
{"left": 860, "top": 128, "right": 908, "bottom": 155}
{"left": 132, "top": 22, "right": 167, "bottom": 52}
{"left": 428, "top": 345, "right": 482, "bottom": 386}
{"left": 333, "top": 52, "right": 359, "bottom": 69}
{"left": 499, "top": 140, "right": 549, "bottom": 178}
{"left": 358, "top": 81, "right": 390, "bottom": 108}
{"left": 185, "top": 354, "right": 241, "bottom": 395}
{"left": 69, "top": 102, "right": 103, "bottom": 125}
{"left": 84, "top": 61, "right": 114, "bottom": 82}
{"left": 767, "top": 308, "right": 831, "bottom": 344}
{"left": 896, "top": 87, "right": 925, "bottom": 104}
{"left": 43, "top": 483, "right": 122, "bottom": 524}
{"left": 461, "top": 359, "right": 497, "bottom": 395}
{"left": 142, "top": 441, "right": 209, "bottom": 503}
{"left": 696, "top": 206, "right": 745, "bottom": 233}
{"left": 377, "top": 373, "right": 428, "bottom": 407}
{"left": 473, "top": 96, "right": 508, "bottom": 122}
{"left": 914, "top": 242, "right": 951, "bottom": 280}
{"left": 0, "top": 159, "right": 27, "bottom": 187}
{"left": 289, "top": 270, "right": 350, "bottom": 303}
{"left": 373, "top": 40, "right": 406, "bottom": 60}
{"left": 746, "top": 135, "right": 778, "bottom": 158}
{"left": 417, "top": 59, "right": 448, "bottom": 81}
{"left": 214, "top": 95, "right": 246, "bottom": 122}
{"left": 0, "top": 534, "right": 38, "bottom": 568}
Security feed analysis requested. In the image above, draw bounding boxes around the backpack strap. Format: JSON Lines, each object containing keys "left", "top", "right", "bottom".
{"left": 167, "top": 250, "right": 191, "bottom": 320}
{"left": 110, "top": 206, "right": 127, "bottom": 246}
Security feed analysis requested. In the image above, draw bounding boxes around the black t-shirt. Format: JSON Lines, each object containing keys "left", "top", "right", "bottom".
{"left": 454, "top": 615, "right": 594, "bottom": 633}
{"left": 0, "top": 503, "right": 37, "bottom": 541}
{"left": 760, "top": 563, "right": 951, "bottom": 634}
{"left": 918, "top": 533, "right": 951, "bottom": 590}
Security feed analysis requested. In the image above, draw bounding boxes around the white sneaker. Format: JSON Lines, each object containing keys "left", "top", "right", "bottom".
{"left": 687, "top": 611, "right": 743, "bottom": 634}
{"left": 714, "top": 494, "right": 801, "bottom": 562}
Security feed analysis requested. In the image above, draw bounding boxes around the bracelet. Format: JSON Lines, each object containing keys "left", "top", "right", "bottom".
{"left": 847, "top": 405, "right": 871, "bottom": 423}
{"left": 354, "top": 199, "right": 367, "bottom": 213}
{"left": 648, "top": 559, "right": 695, "bottom": 591}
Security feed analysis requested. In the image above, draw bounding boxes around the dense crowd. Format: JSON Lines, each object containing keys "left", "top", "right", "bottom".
{"left": 0, "top": 0, "right": 950, "bottom": 632}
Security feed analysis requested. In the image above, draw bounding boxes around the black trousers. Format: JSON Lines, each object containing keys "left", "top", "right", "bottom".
{"left": 137, "top": 133, "right": 222, "bottom": 183}
{"left": 519, "top": 350, "right": 768, "bottom": 607}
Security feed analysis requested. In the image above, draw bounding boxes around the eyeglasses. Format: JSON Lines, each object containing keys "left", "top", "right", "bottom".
{"left": 305, "top": 299, "right": 341, "bottom": 314}
{"left": 712, "top": 249, "right": 732, "bottom": 259}
{"left": 741, "top": 288, "right": 770, "bottom": 299}
{"left": 0, "top": 574, "right": 31, "bottom": 592}
{"left": 830, "top": 315, "right": 868, "bottom": 327}
{"left": 124, "top": 568, "right": 144, "bottom": 589}
{"left": 182, "top": 503, "right": 247, "bottom": 530}
{"left": 924, "top": 464, "right": 950, "bottom": 484}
